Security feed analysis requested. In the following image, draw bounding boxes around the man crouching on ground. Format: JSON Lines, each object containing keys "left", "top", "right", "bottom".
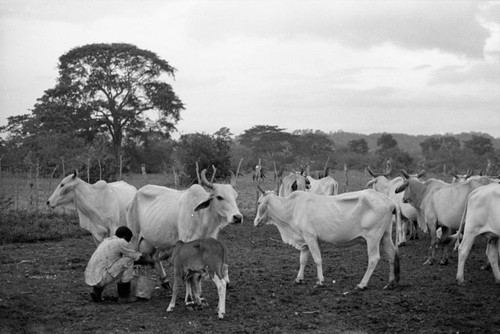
{"left": 85, "top": 226, "right": 142, "bottom": 303}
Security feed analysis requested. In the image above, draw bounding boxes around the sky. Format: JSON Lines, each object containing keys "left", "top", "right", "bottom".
{"left": 1, "top": 0, "right": 500, "bottom": 139}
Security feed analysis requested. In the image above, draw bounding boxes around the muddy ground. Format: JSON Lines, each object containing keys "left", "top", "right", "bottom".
{"left": 1, "top": 221, "right": 499, "bottom": 334}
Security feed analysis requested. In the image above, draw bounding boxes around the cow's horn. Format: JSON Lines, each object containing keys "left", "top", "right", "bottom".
{"left": 257, "top": 184, "right": 266, "bottom": 194}
{"left": 384, "top": 161, "right": 392, "bottom": 176}
{"left": 466, "top": 169, "right": 473, "bottom": 178}
{"left": 200, "top": 169, "right": 214, "bottom": 189}
{"left": 401, "top": 169, "right": 410, "bottom": 179}
{"left": 417, "top": 169, "right": 426, "bottom": 178}
{"left": 72, "top": 170, "right": 77, "bottom": 179}
{"left": 367, "top": 166, "right": 379, "bottom": 178}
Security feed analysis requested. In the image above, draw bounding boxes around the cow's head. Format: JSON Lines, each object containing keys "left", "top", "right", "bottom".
{"left": 450, "top": 168, "right": 473, "bottom": 183}
{"left": 394, "top": 169, "right": 426, "bottom": 204}
{"left": 365, "top": 165, "right": 392, "bottom": 192}
{"left": 194, "top": 169, "right": 243, "bottom": 225}
{"left": 46, "top": 170, "right": 80, "bottom": 209}
{"left": 254, "top": 184, "right": 275, "bottom": 227}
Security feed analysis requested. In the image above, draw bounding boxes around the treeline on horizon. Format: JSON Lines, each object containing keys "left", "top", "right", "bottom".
{"left": 0, "top": 43, "right": 498, "bottom": 185}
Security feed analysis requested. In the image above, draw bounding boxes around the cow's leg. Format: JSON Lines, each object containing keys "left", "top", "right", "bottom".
{"left": 167, "top": 271, "right": 180, "bottom": 313}
{"left": 357, "top": 237, "right": 381, "bottom": 290}
{"left": 184, "top": 275, "right": 196, "bottom": 310}
{"left": 456, "top": 233, "right": 476, "bottom": 285}
{"left": 303, "top": 237, "right": 324, "bottom": 286}
{"left": 212, "top": 274, "right": 227, "bottom": 320}
{"left": 424, "top": 222, "right": 438, "bottom": 265}
{"left": 295, "top": 245, "right": 310, "bottom": 284}
{"left": 439, "top": 226, "right": 450, "bottom": 265}
{"left": 398, "top": 218, "right": 408, "bottom": 246}
{"left": 138, "top": 240, "right": 170, "bottom": 289}
{"left": 381, "top": 229, "right": 400, "bottom": 289}
{"left": 411, "top": 220, "right": 419, "bottom": 240}
{"left": 222, "top": 264, "right": 230, "bottom": 286}
{"left": 485, "top": 237, "right": 500, "bottom": 284}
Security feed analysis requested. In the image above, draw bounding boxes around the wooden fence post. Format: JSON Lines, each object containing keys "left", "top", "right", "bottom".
{"left": 344, "top": 164, "right": 349, "bottom": 193}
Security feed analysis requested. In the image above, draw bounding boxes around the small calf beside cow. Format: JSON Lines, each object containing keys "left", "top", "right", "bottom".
{"left": 167, "top": 238, "right": 229, "bottom": 320}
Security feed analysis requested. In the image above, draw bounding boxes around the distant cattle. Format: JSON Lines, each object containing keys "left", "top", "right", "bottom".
{"left": 47, "top": 171, "right": 137, "bottom": 245}
{"left": 167, "top": 238, "right": 229, "bottom": 319}
{"left": 254, "top": 187, "right": 399, "bottom": 290}
{"left": 453, "top": 183, "right": 500, "bottom": 285}
{"left": 395, "top": 170, "right": 495, "bottom": 265}
{"left": 366, "top": 166, "right": 424, "bottom": 246}
{"left": 127, "top": 169, "right": 242, "bottom": 287}
{"left": 278, "top": 172, "right": 310, "bottom": 197}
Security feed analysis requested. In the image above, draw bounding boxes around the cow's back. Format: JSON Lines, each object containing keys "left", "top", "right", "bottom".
{"left": 288, "top": 190, "right": 394, "bottom": 243}
{"left": 431, "top": 178, "right": 495, "bottom": 228}
{"left": 128, "top": 184, "right": 209, "bottom": 251}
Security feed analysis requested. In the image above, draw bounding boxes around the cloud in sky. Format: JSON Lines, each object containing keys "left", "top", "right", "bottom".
{"left": 1, "top": 0, "right": 499, "bottom": 138}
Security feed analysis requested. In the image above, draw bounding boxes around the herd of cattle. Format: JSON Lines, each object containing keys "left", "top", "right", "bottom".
{"left": 46, "top": 167, "right": 500, "bottom": 319}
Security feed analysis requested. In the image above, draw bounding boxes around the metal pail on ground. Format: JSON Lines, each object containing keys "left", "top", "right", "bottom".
{"left": 133, "top": 266, "right": 156, "bottom": 299}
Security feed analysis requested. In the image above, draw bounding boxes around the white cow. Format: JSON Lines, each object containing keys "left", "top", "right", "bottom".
{"left": 47, "top": 171, "right": 137, "bottom": 245}
{"left": 127, "top": 169, "right": 242, "bottom": 287}
{"left": 454, "top": 183, "right": 500, "bottom": 285}
{"left": 254, "top": 187, "right": 400, "bottom": 290}
{"left": 306, "top": 175, "right": 339, "bottom": 196}
{"left": 395, "top": 171, "right": 495, "bottom": 265}
{"left": 366, "top": 167, "right": 424, "bottom": 246}
{"left": 278, "top": 172, "right": 310, "bottom": 197}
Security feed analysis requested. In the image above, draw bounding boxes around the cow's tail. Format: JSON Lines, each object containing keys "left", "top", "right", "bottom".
{"left": 386, "top": 201, "right": 400, "bottom": 284}
{"left": 126, "top": 194, "right": 141, "bottom": 251}
{"left": 392, "top": 201, "right": 401, "bottom": 250}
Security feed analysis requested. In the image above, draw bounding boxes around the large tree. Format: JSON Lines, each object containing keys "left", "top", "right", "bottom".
{"left": 52, "top": 43, "right": 184, "bottom": 160}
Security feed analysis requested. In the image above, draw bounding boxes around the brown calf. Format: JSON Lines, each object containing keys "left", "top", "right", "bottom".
{"left": 167, "top": 238, "right": 229, "bottom": 319}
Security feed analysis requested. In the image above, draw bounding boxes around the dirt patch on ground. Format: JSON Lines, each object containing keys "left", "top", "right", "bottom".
{"left": 1, "top": 222, "right": 499, "bottom": 333}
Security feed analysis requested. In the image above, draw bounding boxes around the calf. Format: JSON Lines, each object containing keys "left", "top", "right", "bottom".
{"left": 167, "top": 238, "right": 229, "bottom": 319}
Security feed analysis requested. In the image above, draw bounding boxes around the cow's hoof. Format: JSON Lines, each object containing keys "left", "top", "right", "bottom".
{"left": 456, "top": 279, "right": 465, "bottom": 286}
{"left": 423, "top": 259, "right": 434, "bottom": 265}
{"left": 313, "top": 281, "right": 324, "bottom": 289}
{"left": 439, "top": 259, "right": 449, "bottom": 266}
{"left": 355, "top": 285, "right": 367, "bottom": 291}
{"left": 294, "top": 279, "right": 304, "bottom": 285}
{"left": 185, "top": 302, "right": 196, "bottom": 311}
{"left": 161, "top": 280, "right": 171, "bottom": 290}
{"left": 383, "top": 281, "right": 397, "bottom": 290}
{"left": 398, "top": 241, "right": 407, "bottom": 247}
{"left": 218, "top": 314, "right": 225, "bottom": 320}
{"left": 480, "top": 263, "right": 491, "bottom": 271}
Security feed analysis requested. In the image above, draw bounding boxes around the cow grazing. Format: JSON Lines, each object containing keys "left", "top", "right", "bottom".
{"left": 167, "top": 238, "right": 228, "bottom": 319}
{"left": 453, "top": 183, "right": 500, "bottom": 285}
{"left": 47, "top": 171, "right": 137, "bottom": 245}
{"left": 127, "top": 169, "right": 242, "bottom": 287}
{"left": 395, "top": 170, "right": 495, "bottom": 265}
{"left": 278, "top": 172, "right": 310, "bottom": 197}
{"left": 366, "top": 166, "right": 424, "bottom": 246}
{"left": 254, "top": 187, "right": 400, "bottom": 290}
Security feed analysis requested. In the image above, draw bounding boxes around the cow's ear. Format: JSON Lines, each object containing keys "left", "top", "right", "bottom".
{"left": 194, "top": 197, "right": 213, "bottom": 211}
{"left": 395, "top": 182, "right": 407, "bottom": 193}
